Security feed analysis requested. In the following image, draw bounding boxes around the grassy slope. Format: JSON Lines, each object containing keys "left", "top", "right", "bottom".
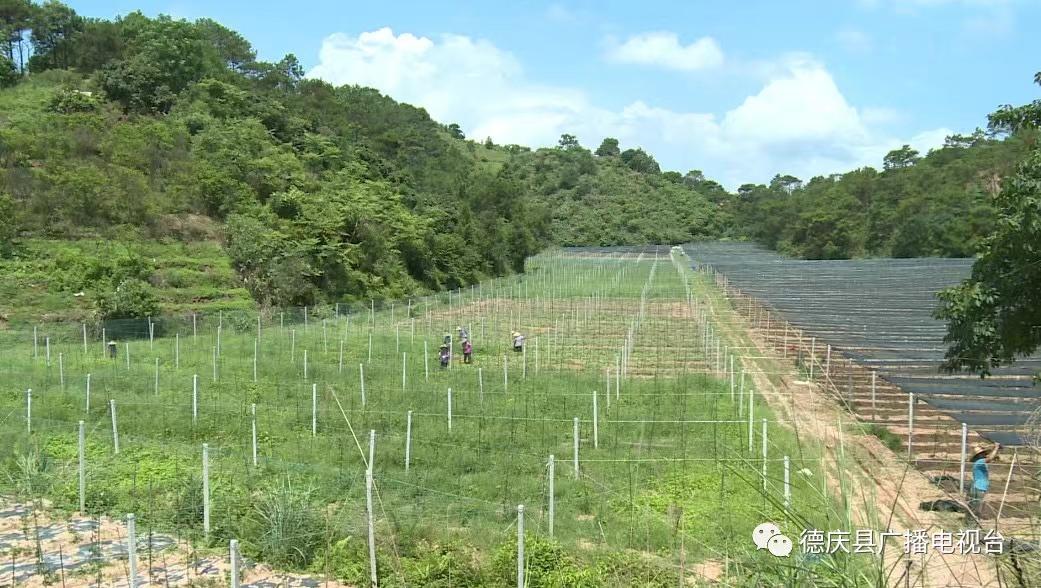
{"left": 0, "top": 239, "right": 252, "bottom": 325}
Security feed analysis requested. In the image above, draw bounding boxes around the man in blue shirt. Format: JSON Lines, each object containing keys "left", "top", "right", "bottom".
{"left": 967, "top": 442, "right": 1001, "bottom": 524}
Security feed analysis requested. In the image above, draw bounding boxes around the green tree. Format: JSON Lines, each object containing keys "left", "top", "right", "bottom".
{"left": 620, "top": 148, "right": 660, "bottom": 174}
{"left": 28, "top": 0, "right": 83, "bottom": 70}
{"left": 595, "top": 137, "right": 620, "bottom": 157}
{"left": 937, "top": 71, "right": 1041, "bottom": 375}
{"left": 882, "top": 144, "right": 920, "bottom": 171}
{"left": 557, "top": 133, "right": 580, "bottom": 150}
{"left": 95, "top": 278, "right": 160, "bottom": 320}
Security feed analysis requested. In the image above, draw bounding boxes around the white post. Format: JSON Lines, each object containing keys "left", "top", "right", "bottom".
{"left": 368, "top": 333, "right": 372, "bottom": 363}
{"left": 504, "top": 354, "right": 509, "bottom": 393}
{"left": 251, "top": 404, "right": 258, "bottom": 467}
{"left": 339, "top": 340, "right": 344, "bottom": 374}
{"left": 153, "top": 358, "right": 159, "bottom": 395}
{"left": 739, "top": 370, "right": 745, "bottom": 417}
{"left": 748, "top": 383, "right": 754, "bottom": 452}
{"left": 211, "top": 346, "right": 217, "bottom": 382}
{"left": 729, "top": 355, "right": 735, "bottom": 400}
{"left": 478, "top": 368, "right": 484, "bottom": 404}
{"left": 447, "top": 388, "right": 453, "bottom": 432}
{"left": 230, "top": 539, "right": 240, "bottom": 588}
{"left": 825, "top": 344, "right": 832, "bottom": 379}
{"left": 908, "top": 393, "right": 915, "bottom": 460}
{"left": 517, "top": 505, "right": 525, "bottom": 588}
{"left": 175, "top": 333, "right": 180, "bottom": 368}
{"left": 368, "top": 429, "right": 376, "bottom": 471}
{"left": 547, "top": 455, "right": 555, "bottom": 537}
{"left": 85, "top": 374, "right": 91, "bottom": 412}
{"left": 46, "top": 336, "right": 51, "bottom": 366}
{"left": 203, "top": 443, "right": 210, "bottom": 535}
{"left": 592, "top": 391, "right": 599, "bottom": 449}
{"left": 573, "top": 417, "right": 580, "bottom": 479}
{"left": 26, "top": 389, "right": 31, "bottom": 434}
{"left": 192, "top": 313, "right": 197, "bottom": 340}
{"left": 761, "top": 418, "right": 768, "bottom": 492}
{"left": 253, "top": 339, "right": 258, "bottom": 382}
{"left": 784, "top": 455, "right": 791, "bottom": 510}
{"left": 149, "top": 321, "right": 154, "bottom": 350}
{"left": 59, "top": 353, "right": 65, "bottom": 390}
{"left": 424, "top": 341, "right": 429, "bottom": 381}
{"left": 405, "top": 410, "right": 412, "bottom": 472}
{"left": 402, "top": 352, "right": 407, "bottom": 391}
{"left": 871, "top": 371, "right": 877, "bottom": 420}
{"left": 193, "top": 374, "right": 199, "bottom": 426}
{"left": 366, "top": 467, "right": 378, "bottom": 588}
{"left": 78, "top": 420, "right": 86, "bottom": 513}
{"left": 127, "top": 514, "right": 138, "bottom": 588}
{"left": 360, "top": 364, "right": 366, "bottom": 406}
{"left": 959, "top": 422, "right": 968, "bottom": 495}
{"left": 312, "top": 383, "right": 318, "bottom": 437}
{"left": 110, "top": 399, "right": 120, "bottom": 454}
{"left": 303, "top": 349, "right": 308, "bottom": 381}
{"left": 809, "top": 337, "right": 816, "bottom": 380}
{"left": 83, "top": 323, "right": 88, "bottom": 354}
{"left": 125, "top": 342, "right": 130, "bottom": 370}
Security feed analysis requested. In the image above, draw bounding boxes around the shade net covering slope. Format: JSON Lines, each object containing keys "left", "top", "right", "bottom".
{"left": 684, "top": 242, "right": 1041, "bottom": 446}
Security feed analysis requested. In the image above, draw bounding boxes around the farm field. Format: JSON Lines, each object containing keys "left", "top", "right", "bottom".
{"left": 0, "top": 248, "right": 860, "bottom": 586}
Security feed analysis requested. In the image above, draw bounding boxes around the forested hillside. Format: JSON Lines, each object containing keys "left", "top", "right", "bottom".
{"left": 0, "top": 2, "right": 727, "bottom": 322}
{"left": 729, "top": 132, "right": 1036, "bottom": 259}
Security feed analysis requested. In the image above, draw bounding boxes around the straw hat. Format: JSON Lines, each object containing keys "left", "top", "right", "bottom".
{"left": 512, "top": 331, "right": 520, "bottom": 337}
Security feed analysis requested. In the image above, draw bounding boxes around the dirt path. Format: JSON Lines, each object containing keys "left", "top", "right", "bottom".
{"left": 699, "top": 280, "right": 1004, "bottom": 587}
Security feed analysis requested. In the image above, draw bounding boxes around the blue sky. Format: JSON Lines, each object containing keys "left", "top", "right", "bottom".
{"left": 69, "top": 0, "right": 1041, "bottom": 187}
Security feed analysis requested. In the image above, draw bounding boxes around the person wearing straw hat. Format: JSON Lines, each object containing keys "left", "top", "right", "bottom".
{"left": 456, "top": 325, "right": 469, "bottom": 341}
{"left": 512, "top": 331, "right": 524, "bottom": 353}
{"left": 439, "top": 343, "right": 451, "bottom": 369}
{"left": 462, "top": 338, "right": 473, "bottom": 364}
{"left": 966, "top": 441, "right": 1001, "bottom": 523}
{"left": 107, "top": 340, "right": 118, "bottom": 359}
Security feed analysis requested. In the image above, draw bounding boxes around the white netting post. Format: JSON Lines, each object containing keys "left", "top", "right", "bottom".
{"left": 203, "top": 443, "right": 210, "bottom": 535}
{"left": 230, "top": 539, "right": 240, "bottom": 588}
{"left": 127, "top": 514, "right": 138, "bottom": 588}
{"left": 573, "top": 417, "right": 580, "bottom": 479}
{"left": 251, "top": 403, "right": 258, "bottom": 467}
{"left": 405, "top": 410, "right": 412, "bottom": 472}
{"left": 360, "top": 364, "right": 367, "bottom": 406}
{"left": 366, "top": 467, "right": 378, "bottom": 587}
{"left": 110, "top": 399, "right": 120, "bottom": 454}
{"left": 548, "top": 455, "right": 555, "bottom": 537}
{"left": 78, "top": 420, "right": 86, "bottom": 513}
{"left": 516, "top": 504, "right": 525, "bottom": 588}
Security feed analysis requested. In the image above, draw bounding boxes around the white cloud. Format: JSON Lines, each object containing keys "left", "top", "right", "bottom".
{"left": 605, "top": 31, "right": 724, "bottom": 72}
{"left": 836, "top": 28, "right": 873, "bottom": 53}
{"left": 307, "top": 28, "right": 951, "bottom": 188}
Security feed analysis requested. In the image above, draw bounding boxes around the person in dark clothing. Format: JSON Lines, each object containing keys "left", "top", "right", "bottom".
{"left": 439, "top": 344, "right": 451, "bottom": 369}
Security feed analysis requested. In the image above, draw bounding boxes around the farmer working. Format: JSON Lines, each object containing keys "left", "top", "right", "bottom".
{"left": 967, "top": 442, "right": 1001, "bottom": 524}
{"left": 512, "top": 331, "right": 525, "bottom": 353}
{"left": 462, "top": 338, "right": 473, "bottom": 364}
{"left": 439, "top": 344, "right": 451, "bottom": 369}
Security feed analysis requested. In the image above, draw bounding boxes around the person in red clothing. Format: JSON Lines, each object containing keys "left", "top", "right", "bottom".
{"left": 462, "top": 338, "right": 473, "bottom": 364}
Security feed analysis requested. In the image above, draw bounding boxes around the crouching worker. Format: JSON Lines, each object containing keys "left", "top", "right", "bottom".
{"left": 439, "top": 344, "right": 451, "bottom": 369}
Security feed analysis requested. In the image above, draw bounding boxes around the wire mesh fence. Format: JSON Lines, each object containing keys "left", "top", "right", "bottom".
{"left": 0, "top": 247, "right": 883, "bottom": 586}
